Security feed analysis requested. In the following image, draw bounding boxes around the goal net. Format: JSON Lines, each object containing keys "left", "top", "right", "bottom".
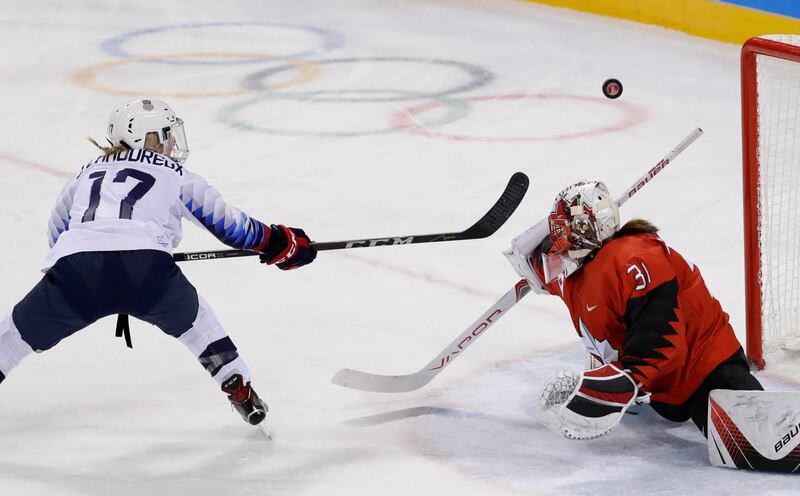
{"left": 742, "top": 35, "right": 800, "bottom": 369}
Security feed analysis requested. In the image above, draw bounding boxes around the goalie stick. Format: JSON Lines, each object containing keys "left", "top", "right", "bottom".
{"left": 173, "top": 172, "right": 529, "bottom": 262}
{"left": 332, "top": 279, "right": 532, "bottom": 392}
{"left": 331, "top": 127, "right": 703, "bottom": 393}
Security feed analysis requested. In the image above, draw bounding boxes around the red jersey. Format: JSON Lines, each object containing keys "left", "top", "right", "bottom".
{"left": 533, "top": 233, "right": 742, "bottom": 405}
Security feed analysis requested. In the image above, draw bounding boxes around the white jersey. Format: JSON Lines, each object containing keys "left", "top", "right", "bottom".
{"left": 44, "top": 149, "right": 271, "bottom": 271}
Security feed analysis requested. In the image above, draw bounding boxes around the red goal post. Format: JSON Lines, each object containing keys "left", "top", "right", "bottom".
{"left": 742, "top": 35, "right": 800, "bottom": 370}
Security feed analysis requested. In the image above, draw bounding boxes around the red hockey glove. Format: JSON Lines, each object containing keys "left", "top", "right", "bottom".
{"left": 259, "top": 224, "right": 317, "bottom": 270}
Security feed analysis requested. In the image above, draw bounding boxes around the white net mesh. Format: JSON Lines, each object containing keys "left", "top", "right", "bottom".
{"left": 756, "top": 34, "right": 800, "bottom": 353}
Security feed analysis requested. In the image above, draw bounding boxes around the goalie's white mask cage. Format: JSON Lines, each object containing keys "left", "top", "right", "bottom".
{"left": 742, "top": 35, "right": 800, "bottom": 369}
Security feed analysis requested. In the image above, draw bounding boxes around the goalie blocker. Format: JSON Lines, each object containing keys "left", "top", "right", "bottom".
{"left": 708, "top": 389, "right": 800, "bottom": 472}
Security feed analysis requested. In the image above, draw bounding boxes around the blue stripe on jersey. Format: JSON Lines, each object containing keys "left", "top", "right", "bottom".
{"left": 179, "top": 176, "right": 270, "bottom": 251}
{"left": 184, "top": 199, "right": 267, "bottom": 251}
{"left": 49, "top": 218, "right": 70, "bottom": 246}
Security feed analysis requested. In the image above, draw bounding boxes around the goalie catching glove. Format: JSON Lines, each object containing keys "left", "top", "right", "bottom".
{"left": 258, "top": 224, "right": 317, "bottom": 270}
{"left": 538, "top": 362, "right": 644, "bottom": 440}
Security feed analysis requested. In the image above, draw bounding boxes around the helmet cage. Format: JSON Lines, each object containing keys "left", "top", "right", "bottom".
{"left": 549, "top": 195, "right": 604, "bottom": 255}
{"left": 542, "top": 181, "right": 619, "bottom": 283}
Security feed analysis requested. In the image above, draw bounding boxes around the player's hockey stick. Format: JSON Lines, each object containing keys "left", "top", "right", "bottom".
{"left": 331, "top": 127, "right": 703, "bottom": 393}
{"left": 172, "top": 172, "right": 529, "bottom": 262}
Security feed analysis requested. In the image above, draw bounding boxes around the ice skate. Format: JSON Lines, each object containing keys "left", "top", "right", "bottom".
{"left": 221, "top": 374, "right": 268, "bottom": 426}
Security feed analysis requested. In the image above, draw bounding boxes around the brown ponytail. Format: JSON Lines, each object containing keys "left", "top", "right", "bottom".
{"left": 87, "top": 137, "right": 126, "bottom": 156}
{"left": 611, "top": 219, "right": 659, "bottom": 239}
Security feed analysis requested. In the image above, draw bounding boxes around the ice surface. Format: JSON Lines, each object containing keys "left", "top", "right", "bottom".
{"left": 0, "top": 0, "right": 798, "bottom": 494}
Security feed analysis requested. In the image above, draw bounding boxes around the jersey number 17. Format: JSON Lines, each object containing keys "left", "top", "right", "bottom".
{"left": 82, "top": 168, "right": 156, "bottom": 222}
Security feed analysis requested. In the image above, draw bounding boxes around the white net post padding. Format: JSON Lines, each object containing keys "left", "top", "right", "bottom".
{"left": 755, "top": 34, "right": 800, "bottom": 354}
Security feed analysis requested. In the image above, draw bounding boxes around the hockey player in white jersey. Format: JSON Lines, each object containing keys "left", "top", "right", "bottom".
{"left": 0, "top": 98, "right": 316, "bottom": 426}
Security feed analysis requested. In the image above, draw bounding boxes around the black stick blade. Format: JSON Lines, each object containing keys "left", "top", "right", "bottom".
{"left": 173, "top": 172, "right": 530, "bottom": 261}
{"left": 459, "top": 171, "right": 529, "bottom": 239}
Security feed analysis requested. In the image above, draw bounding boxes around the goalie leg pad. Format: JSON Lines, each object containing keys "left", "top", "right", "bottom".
{"left": 708, "top": 390, "right": 800, "bottom": 472}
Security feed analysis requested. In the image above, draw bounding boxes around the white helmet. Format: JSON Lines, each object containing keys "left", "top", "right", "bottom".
{"left": 107, "top": 98, "right": 189, "bottom": 163}
{"left": 542, "top": 181, "right": 620, "bottom": 283}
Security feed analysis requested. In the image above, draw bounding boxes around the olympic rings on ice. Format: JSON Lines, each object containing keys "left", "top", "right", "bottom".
{"left": 72, "top": 53, "right": 321, "bottom": 98}
{"left": 390, "top": 94, "right": 649, "bottom": 142}
{"left": 85, "top": 22, "right": 647, "bottom": 141}
{"left": 218, "top": 90, "right": 471, "bottom": 137}
{"left": 101, "top": 22, "right": 345, "bottom": 65}
{"left": 243, "top": 57, "right": 494, "bottom": 102}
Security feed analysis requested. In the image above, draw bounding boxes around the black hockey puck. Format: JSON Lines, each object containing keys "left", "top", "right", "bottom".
{"left": 602, "top": 78, "right": 623, "bottom": 99}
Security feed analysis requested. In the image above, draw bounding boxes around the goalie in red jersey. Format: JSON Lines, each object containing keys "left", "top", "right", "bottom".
{"left": 504, "top": 181, "right": 762, "bottom": 440}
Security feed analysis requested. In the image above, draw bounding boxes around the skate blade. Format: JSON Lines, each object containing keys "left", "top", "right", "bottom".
{"left": 258, "top": 421, "right": 274, "bottom": 440}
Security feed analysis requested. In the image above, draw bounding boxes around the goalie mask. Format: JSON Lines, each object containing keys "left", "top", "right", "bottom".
{"left": 542, "top": 181, "right": 620, "bottom": 283}
{"left": 107, "top": 98, "right": 189, "bottom": 164}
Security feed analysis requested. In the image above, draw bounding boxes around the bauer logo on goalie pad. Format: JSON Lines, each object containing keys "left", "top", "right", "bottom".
{"left": 708, "top": 390, "right": 800, "bottom": 472}
{"left": 345, "top": 237, "right": 414, "bottom": 248}
{"left": 776, "top": 422, "right": 799, "bottom": 454}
